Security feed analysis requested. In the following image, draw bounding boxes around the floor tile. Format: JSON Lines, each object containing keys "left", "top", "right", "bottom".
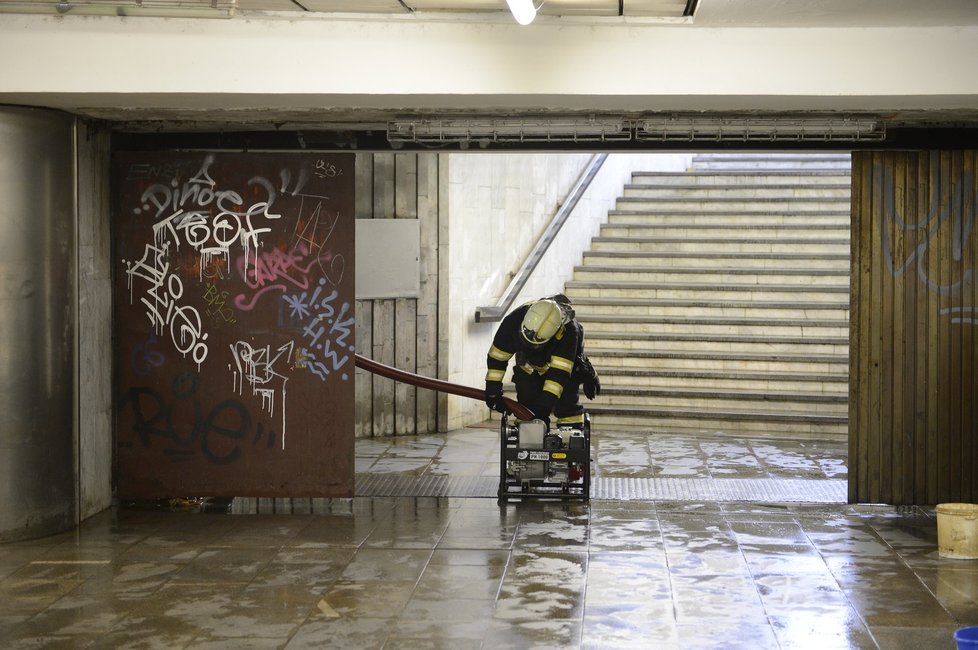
{"left": 2, "top": 426, "right": 964, "bottom": 649}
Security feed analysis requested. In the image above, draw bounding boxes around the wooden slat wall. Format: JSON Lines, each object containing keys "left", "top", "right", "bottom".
{"left": 850, "top": 150, "right": 978, "bottom": 504}
{"left": 355, "top": 153, "right": 440, "bottom": 437}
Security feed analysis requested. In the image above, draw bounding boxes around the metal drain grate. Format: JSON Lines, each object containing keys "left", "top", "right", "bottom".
{"left": 356, "top": 474, "right": 499, "bottom": 499}
{"left": 355, "top": 474, "right": 847, "bottom": 503}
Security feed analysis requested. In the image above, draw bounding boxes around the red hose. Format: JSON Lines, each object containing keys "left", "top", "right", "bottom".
{"left": 354, "top": 353, "right": 535, "bottom": 421}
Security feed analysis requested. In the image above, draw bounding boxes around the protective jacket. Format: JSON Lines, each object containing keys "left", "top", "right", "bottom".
{"left": 485, "top": 296, "right": 584, "bottom": 420}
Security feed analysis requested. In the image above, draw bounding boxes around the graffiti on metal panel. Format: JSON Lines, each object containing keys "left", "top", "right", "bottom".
{"left": 119, "top": 371, "right": 275, "bottom": 466}
{"left": 137, "top": 155, "right": 282, "bottom": 281}
{"left": 877, "top": 161, "right": 977, "bottom": 325}
{"left": 116, "top": 153, "right": 354, "bottom": 477}
{"left": 131, "top": 335, "right": 165, "bottom": 377}
{"left": 123, "top": 241, "right": 210, "bottom": 368}
{"left": 229, "top": 340, "right": 293, "bottom": 449}
{"left": 283, "top": 278, "right": 354, "bottom": 382}
{"left": 203, "top": 283, "right": 237, "bottom": 325}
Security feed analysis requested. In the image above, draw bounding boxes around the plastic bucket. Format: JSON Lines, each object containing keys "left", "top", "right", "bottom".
{"left": 937, "top": 503, "right": 978, "bottom": 559}
{"left": 955, "top": 626, "right": 978, "bottom": 649}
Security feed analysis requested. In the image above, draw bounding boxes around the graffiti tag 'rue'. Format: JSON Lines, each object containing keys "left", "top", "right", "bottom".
{"left": 120, "top": 371, "right": 276, "bottom": 466}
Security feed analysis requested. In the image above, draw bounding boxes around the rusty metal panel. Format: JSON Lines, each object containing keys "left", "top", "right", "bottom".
{"left": 113, "top": 152, "right": 355, "bottom": 498}
{"left": 849, "top": 150, "right": 978, "bottom": 505}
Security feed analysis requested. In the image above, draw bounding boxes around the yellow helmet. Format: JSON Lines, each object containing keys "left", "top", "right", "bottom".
{"left": 521, "top": 299, "right": 563, "bottom": 346}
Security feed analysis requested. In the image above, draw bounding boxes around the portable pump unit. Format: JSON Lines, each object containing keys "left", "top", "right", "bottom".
{"left": 497, "top": 413, "right": 591, "bottom": 502}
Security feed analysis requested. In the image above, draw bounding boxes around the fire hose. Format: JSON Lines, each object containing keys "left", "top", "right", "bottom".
{"left": 353, "top": 353, "right": 535, "bottom": 421}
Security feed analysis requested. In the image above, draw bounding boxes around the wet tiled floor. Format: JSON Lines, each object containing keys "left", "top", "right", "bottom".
{"left": 1, "top": 424, "right": 975, "bottom": 649}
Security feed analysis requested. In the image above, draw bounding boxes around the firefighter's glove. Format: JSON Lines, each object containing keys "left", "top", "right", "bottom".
{"left": 577, "top": 354, "right": 601, "bottom": 400}
{"left": 484, "top": 385, "right": 507, "bottom": 414}
{"left": 583, "top": 375, "right": 601, "bottom": 400}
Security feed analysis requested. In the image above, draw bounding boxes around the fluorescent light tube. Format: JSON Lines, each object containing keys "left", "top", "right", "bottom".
{"left": 506, "top": 0, "right": 536, "bottom": 25}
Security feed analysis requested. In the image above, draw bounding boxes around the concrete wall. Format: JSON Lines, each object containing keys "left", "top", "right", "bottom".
{"left": 0, "top": 107, "right": 78, "bottom": 540}
{"left": 440, "top": 153, "right": 692, "bottom": 430}
{"left": 0, "top": 14, "right": 976, "bottom": 119}
{"left": 76, "top": 123, "right": 114, "bottom": 519}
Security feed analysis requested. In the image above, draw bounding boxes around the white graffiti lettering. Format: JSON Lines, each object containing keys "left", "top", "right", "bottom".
{"left": 229, "top": 340, "right": 294, "bottom": 450}
{"left": 123, "top": 242, "right": 209, "bottom": 367}
{"left": 134, "top": 155, "right": 286, "bottom": 280}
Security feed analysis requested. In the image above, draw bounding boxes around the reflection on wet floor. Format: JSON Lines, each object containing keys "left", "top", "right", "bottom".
{"left": 0, "top": 425, "right": 974, "bottom": 649}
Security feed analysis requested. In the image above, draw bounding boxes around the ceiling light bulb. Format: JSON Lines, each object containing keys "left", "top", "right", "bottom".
{"left": 506, "top": 0, "right": 536, "bottom": 25}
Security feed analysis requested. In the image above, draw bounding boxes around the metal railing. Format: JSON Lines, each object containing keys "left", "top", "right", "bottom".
{"left": 474, "top": 153, "right": 608, "bottom": 323}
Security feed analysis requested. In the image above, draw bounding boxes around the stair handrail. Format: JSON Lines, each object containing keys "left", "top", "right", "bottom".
{"left": 474, "top": 153, "right": 609, "bottom": 323}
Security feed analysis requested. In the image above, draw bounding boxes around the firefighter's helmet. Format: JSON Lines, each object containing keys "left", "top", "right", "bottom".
{"left": 520, "top": 299, "right": 563, "bottom": 346}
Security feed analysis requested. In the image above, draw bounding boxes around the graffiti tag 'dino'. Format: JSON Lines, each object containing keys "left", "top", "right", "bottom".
{"left": 135, "top": 154, "right": 285, "bottom": 281}
{"left": 123, "top": 242, "right": 209, "bottom": 367}
{"left": 229, "top": 340, "right": 294, "bottom": 449}
{"left": 283, "top": 278, "right": 354, "bottom": 382}
{"left": 877, "top": 162, "right": 978, "bottom": 325}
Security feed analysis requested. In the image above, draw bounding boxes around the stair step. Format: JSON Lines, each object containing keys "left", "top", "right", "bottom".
{"left": 579, "top": 315, "right": 848, "bottom": 337}
{"left": 594, "top": 419, "right": 847, "bottom": 439}
{"left": 567, "top": 279, "right": 848, "bottom": 292}
{"left": 692, "top": 160, "right": 851, "bottom": 171}
{"left": 593, "top": 370, "right": 847, "bottom": 394}
{"left": 574, "top": 266, "right": 848, "bottom": 286}
{"left": 600, "top": 385, "right": 846, "bottom": 402}
{"left": 607, "top": 212, "right": 850, "bottom": 226}
{"left": 693, "top": 153, "right": 851, "bottom": 160}
{"left": 587, "top": 330, "right": 848, "bottom": 346}
{"left": 582, "top": 251, "right": 849, "bottom": 269}
{"left": 580, "top": 314, "right": 848, "bottom": 326}
{"left": 587, "top": 404, "right": 848, "bottom": 426}
{"left": 588, "top": 350, "right": 847, "bottom": 374}
{"left": 595, "top": 393, "right": 848, "bottom": 415}
{"left": 586, "top": 337, "right": 848, "bottom": 356}
{"left": 632, "top": 171, "right": 851, "bottom": 186}
{"left": 612, "top": 203, "right": 851, "bottom": 215}
{"left": 574, "top": 302, "right": 848, "bottom": 321}
{"left": 622, "top": 183, "right": 851, "bottom": 199}
{"left": 591, "top": 238, "right": 849, "bottom": 255}
{"left": 600, "top": 224, "right": 851, "bottom": 239}
{"left": 565, "top": 283, "right": 848, "bottom": 304}
{"left": 618, "top": 194, "right": 850, "bottom": 203}
{"left": 576, "top": 264, "right": 849, "bottom": 274}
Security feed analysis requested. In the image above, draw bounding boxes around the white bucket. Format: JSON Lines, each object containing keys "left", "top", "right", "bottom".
{"left": 937, "top": 503, "right": 978, "bottom": 559}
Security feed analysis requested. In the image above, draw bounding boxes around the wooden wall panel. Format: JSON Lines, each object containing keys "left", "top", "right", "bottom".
{"left": 850, "top": 150, "right": 978, "bottom": 505}
{"left": 415, "top": 155, "right": 440, "bottom": 433}
{"left": 355, "top": 152, "right": 441, "bottom": 437}
{"left": 354, "top": 154, "right": 374, "bottom": 439}
{"left": 394, "top": 154, "right": 418, "bottom": 436}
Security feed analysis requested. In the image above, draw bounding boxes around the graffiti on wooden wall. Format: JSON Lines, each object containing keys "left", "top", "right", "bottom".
{"left": 114, "top": 152, "right": 355, "bottom": 498}
{"left": 876, "top": 157, "right": 977, "bottom": 325}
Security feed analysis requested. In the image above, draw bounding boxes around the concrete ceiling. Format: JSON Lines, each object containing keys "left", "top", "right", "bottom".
{"left": 10, "top": 0, "right": 978, "bottom": 26}
{"left": 4, "top": 0, "right": 978, "bottom": 144}
{"left": 227, "top": 0, "right": 978, "bottom": 27}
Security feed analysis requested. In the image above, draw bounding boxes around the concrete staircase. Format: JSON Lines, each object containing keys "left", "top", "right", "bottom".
{"left": 569, "top": 153, "right": 851, "bottom": 440}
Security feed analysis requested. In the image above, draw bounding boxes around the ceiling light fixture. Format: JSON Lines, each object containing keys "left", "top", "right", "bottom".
{"left": 387, "top": 116, "right": 630, "bottom": 147}
{"left": 638, "top": 115, "right": 885, "bottom": 142}
{"left": 506, "top": 0, "right": 537, "bottom": 25}
{"left": 0, "top": 0, "right": 236, "bottom": 18}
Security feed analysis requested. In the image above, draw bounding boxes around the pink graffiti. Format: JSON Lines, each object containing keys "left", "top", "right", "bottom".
{"left": 233, "top": 243, "right": 339, "bottom": 311}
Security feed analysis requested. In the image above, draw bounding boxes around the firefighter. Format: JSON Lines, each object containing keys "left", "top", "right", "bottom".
{"left": 484, "top": 294, "right": 600, "bottom": 427}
